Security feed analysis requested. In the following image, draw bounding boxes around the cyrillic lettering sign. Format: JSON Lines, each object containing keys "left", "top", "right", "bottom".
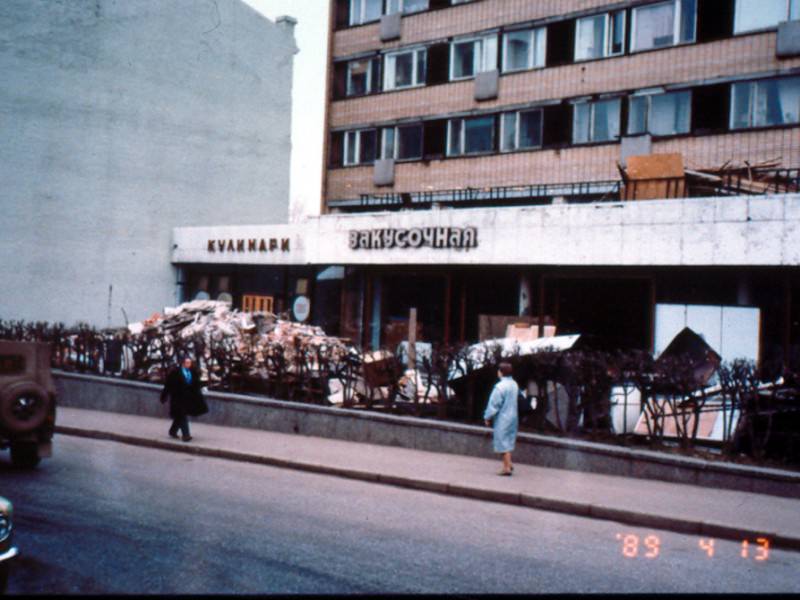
{"left": 348, "top": 227, "right": 478, "bottom": 250}
{"left": 207, "top": 238, "right": 291, "bottom": 253}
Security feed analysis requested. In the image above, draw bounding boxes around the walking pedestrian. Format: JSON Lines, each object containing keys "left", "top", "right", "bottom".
{"left": 160, "top": 356, "right": 208, "bottom": 442}
{"left": 483, "top": 361, "right": 519, "bottom": 476}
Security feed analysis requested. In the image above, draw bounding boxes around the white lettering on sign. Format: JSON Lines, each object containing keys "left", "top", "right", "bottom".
{"left": 348, "top": 227, "right": 478, "bottom": 250}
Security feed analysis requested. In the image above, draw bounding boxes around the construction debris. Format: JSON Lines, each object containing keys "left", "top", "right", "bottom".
{"left": 125, "top": 300, "right": 355, "bottom": 385}
{"left": 685, "top": 157, "right": 799, "bottom": 196}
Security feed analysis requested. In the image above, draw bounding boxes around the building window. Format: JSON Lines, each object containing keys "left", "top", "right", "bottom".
{"left": 572, "top": 98, "right": 621, "bottom": 143}
{"left": 734, "top": 0, "right": 800, "bottom": 33}
{"left": 730, "top": 77, "right": 800, "bottom": 129}
{"left": 502, "top": 27, "right": 546, "bottom": 72}
{"left": 349, "top": 0, "right": 383, "bottom": 25}
{"left": 385, "top": 0, "right": 429, "bottom": 14}
{"left": 449, "top": 34, "right": 498, "bottom": 80}
{"left": 384, "top": 48, "right": 427, "bottom": 90}
{"left": 347, "top": 59, "right": 373, "bottom": 96}
{"left": 447, "top": 115, "right": 495, "bottom": 155}
{"left": 575, "top": 10, "right": 626, "bottom": 60}
{"left": 631, "top": 0, "right": 696, "bottom": 52}
{"left": 381, "top": 124, "right": 423, "bottom": 160}
{"left": 344, "top": 129, "right": 377, "bottom": 165}
{"left": 628, "top": 90, "right": 691, "bottom": 136}
{"left": 500, "top": 109, "right": 543, "bottom": 151}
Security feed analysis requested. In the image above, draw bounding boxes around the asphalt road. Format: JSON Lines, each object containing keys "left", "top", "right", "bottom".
{"left": 2, "top": 434, "right": 800, "bottom": 594}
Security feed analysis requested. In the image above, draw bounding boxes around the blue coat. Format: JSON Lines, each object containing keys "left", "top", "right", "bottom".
{"left": 483, "top": 376, "right": 519, "bottom": 453}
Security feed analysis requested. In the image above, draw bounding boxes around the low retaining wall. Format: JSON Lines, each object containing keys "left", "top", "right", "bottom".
{"left": 53, "top": 370, "right": 800, "bottom": 499}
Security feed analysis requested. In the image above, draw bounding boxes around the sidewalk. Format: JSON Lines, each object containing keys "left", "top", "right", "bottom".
{"left": 56, "top": 407, "right": 800, "bottom": 551}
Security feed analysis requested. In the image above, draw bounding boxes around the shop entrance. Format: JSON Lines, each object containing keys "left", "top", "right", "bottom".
{"left": 374, "top": 271, "right": 447, "bottom": 350}
{"left": 548, "top": 276, "right": 652, "bottom": 351}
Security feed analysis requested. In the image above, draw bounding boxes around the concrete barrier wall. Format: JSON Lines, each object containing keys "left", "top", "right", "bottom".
{"left": 53, "top": 371, "right": 800, "bottom": 499}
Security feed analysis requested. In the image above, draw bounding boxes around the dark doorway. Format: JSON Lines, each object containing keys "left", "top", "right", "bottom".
{"left": 552, "top": 278, "right": 651, "bottom": 351}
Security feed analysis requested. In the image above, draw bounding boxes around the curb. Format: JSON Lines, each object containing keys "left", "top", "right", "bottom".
{"left": 55, "top": 426, "right": 800, "bottom": 552}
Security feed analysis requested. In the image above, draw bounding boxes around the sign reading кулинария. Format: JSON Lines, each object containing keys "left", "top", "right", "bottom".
{"left": 349, "top": 226, "right": 478, "bottom": 250}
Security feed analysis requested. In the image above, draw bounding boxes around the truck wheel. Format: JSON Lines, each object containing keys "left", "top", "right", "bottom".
{"left": 0, "top": 382, "right": 51, "bottom": 434}
{"left": 10, "top": 442, "right": 40, "bottom": 469}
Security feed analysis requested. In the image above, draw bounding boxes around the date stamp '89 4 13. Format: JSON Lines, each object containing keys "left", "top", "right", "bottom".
{"left": 615, "top": 533, "right": 771, "bottom": 561}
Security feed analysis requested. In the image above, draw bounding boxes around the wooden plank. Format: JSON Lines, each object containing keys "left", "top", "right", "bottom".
{"left": 625, "top": 153, "right": 685, "bottom": 180}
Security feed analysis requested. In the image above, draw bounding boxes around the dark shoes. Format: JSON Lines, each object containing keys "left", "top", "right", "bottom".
{"left": 168, "top": 430, "right": 179, "bottom": 439}
{"left": 182, "top": 435, "right": 193, "bottom": 442}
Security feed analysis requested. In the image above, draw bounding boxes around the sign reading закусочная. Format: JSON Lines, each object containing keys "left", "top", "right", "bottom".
{"left": 348, "top": 226, "right": 478, "bottom": 250}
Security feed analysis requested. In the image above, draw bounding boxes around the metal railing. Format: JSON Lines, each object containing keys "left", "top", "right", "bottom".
{"left": 325, "top": 168, "right": 800, "bottom": 212}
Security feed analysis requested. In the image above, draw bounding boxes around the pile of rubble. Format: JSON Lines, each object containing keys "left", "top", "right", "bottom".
{"left": 686, "top": 158, "right": 798, "bottom": 195}
{"left": 126, "top": 300, "right": 355, "bottom": 384}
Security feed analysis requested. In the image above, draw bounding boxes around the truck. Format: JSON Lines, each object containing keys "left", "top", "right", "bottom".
{"left": 0, "top": 341, "right": 56, "bottom": 468}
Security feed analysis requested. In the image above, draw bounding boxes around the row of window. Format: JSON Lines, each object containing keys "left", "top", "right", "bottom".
{"left": 333, "top": 0, "right": 800, "bottom": 99}
{"left": 329, "top": 75, "right": 800, "bottom": 166}
{"left": 341, "top": 0, "right": 474, "bottom": 28}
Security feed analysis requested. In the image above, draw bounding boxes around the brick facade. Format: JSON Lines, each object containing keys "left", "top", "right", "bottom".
{"left": 323, "top": 0, "right": 800, "bottom": 208}
{"left": 327, "top": 130, "right": 800, "bottom": 201}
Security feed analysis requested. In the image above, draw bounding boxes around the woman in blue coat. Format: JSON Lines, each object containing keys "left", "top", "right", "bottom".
{"left": 483, "top": 361, "right": 519, "bottom": 476}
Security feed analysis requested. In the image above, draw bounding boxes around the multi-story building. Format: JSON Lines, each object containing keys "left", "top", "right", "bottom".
{"left": 0, "top": 0, "right": 297, "bottom": 327}
{"left": 173, "top": 0, "right": 800, "bottom": 370}
{"left": 324, "top": 0, "right": 799, "bottom": 210}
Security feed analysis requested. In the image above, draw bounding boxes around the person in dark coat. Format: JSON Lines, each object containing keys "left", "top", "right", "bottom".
{"left": 160, "top": 356, "right": 207, "bottom": 442}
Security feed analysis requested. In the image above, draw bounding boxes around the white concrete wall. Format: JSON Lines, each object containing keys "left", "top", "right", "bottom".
{"left": 0, "top": 0, "right": 296, "bottom": 327}
{"left": 172, "top": 194, "right": 800, "bottom": 267}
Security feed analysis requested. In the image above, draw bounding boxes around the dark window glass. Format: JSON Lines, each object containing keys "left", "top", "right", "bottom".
{"left": 423, "top": 119, "right": 447, "bottom": 157}
{"left": 359, "top": 129, "right": 377, "bottom": 164}
{"left": 546, "top": 19, "right": 575, "bottom": 66}
{"left": 696, "top": 0, "right": 734, "bottom": 41}
{"left": 691, "top": 83, "right": 730, "bottom": 133}
{"left": 330, "top": 132, "right": 344, "bottom": 167}
{"left": 464, "top": 116, "right": 495, "bottom": 153}
{"left": 397, "top": 124, "right": 423, "bottom": 159}
{"left": 519, "top": 110, "right": 543, "bottom": 148}
{"left": 333, "top": 62, "right": 347, "bottom": 99}
{"left": 427, "top": 43, "right": 450, "bottom": 85}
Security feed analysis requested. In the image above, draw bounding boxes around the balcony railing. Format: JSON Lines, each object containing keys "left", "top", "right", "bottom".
{"left": 326, "top": 168, "right": 800, "bottom": 213}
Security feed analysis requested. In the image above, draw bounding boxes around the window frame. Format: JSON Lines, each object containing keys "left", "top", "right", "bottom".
{"left": 500, "top": 108, "right": 544, "bottom": 151}
{"left": 446, "top": 115, "right": 496, "bottom": 156}
{"left": 631, "top": 0, "right": 697, "bottom": 53}
{"left": 380, "top": 123, "right": 424, "bottom": 160}
{"left": 349, "top": 0, "right": 383, "bottom": 26}
{"left": 571, "top": 97, "right": 622, "bottom": 144}
{"left": 343, "top": 128, "right": 378, "bottom": 166}
{"left": 574, "top": 10, "right": 626, "bottom": 62}
{"left": 501, "top": 26, "right": 547, "bottom": 73}
{"left": 733, "top": 0, "right": 800, "bottom": 34}
{"left": 729, "top": 76, "right": 800, "bottom": 129}
{"left": 627, "top": 89, "right": 692, "bottom": 137}
{"left": 385, "top": 0, "right": 430, "bottom": 15}
{"left": 449, "top": 33, "right": 498, "bottom": 81}
{"left": 383, "top": 46, "right": 427, "bottom": 91}
{"left": 346, "top": 58, "right": 374, "bottom": 96}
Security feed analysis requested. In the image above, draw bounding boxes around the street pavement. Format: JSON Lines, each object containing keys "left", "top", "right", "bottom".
{"left": 55, "top": 406, "right": 800, "bottom": 552}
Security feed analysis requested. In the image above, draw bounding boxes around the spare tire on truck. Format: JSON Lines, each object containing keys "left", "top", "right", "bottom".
{"left": 0, "top": 381, "right": 51, "bottom": 435}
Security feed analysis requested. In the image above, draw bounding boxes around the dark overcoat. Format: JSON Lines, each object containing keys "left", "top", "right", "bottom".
{"left": 160, "top": 367, "right": 208, "bottom": 419}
